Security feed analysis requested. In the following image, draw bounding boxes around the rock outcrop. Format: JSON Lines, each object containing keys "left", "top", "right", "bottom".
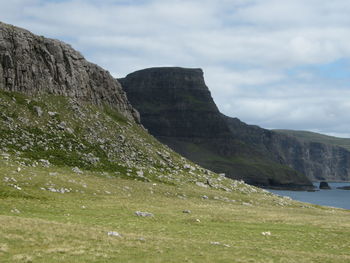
{"left": 319, "top": 181, "right": 331, "bottom": 189}
{"left": 0, "top": 22, "right": 139, "bottom": 122}
{"left": 120, "top": 67, "right": 313, "bottom": 189}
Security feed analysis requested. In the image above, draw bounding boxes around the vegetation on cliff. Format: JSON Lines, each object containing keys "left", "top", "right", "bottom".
{"left": 1, "top": 22, "right": 349, "bottom": 263}
{"left": 274, "top": 129, "right": 350, "bottom": 152}
{"left": 1, "top": 90, "right": 349, "bottom": 263}
{"left": 120, "top": 67, "right": 313, "bottom": 189}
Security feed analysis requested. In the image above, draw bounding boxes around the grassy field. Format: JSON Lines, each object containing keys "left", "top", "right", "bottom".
{"left": 1, "top": 158, "right": 349, "bottom": 263}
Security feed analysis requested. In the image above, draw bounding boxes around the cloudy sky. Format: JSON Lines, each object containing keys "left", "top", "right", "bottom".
{"left": 1, "top": 0, "right": 350, "bottom": 137}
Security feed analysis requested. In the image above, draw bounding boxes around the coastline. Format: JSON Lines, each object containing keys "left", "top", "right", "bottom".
{"left": 267, "top": 182, "right": 350, "bottom": 210}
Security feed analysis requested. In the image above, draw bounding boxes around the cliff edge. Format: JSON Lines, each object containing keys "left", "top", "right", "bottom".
{"left": 0, "top": 22, "right": 139, "bottom": 122}
{"left": 120, "top": 67, "right": 313, "bottom": 189}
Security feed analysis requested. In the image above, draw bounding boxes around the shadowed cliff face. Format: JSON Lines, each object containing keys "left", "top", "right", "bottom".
{"left": 119, "top": 67, "right": 230, "bottom": 138}
{"left": 120, "top": 67, "right": 313, "bottom": 189}
{"left": 224, "top": 115, "right": 350, "bottom": 182}
{"left": 0, "top": 22, "right": 139, "bottom": 122}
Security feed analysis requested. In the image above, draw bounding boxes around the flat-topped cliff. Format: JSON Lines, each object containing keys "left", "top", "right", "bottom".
{"left": 119, "top": 67, "right": 229, "bottom": 138}
{"left": 120, "top": 67, "right": 313, "bottom": 189}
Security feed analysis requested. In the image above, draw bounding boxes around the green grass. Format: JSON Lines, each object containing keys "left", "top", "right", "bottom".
{"left": 0, "top": 159, "right": 349, "bottom": 263}
{"left": 274, "top": 129, "right": 350, "bottom": 151}
{"left": 1, "top": 90, "right": 350, "bottom": 262}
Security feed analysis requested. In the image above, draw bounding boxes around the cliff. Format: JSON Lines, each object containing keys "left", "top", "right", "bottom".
{"left": 273, "top": 130, "right": 350, "bottom": 181}
{"left": 274, "top": 129, "right": 350, "bottom": 151}
{"left": 0, "top": 21, "right": 251, "bottom": 197}
{"left": 224, "top": 116, "right": 350, "bottom": 182}
{"left": 120, "top": 67, "right": 313, "bottom": 189}
{"left": 0, "top": 22, "right": 139, "bottom": 122}
{"left": 119, "top": 67, "right": 230, "bottom": 138}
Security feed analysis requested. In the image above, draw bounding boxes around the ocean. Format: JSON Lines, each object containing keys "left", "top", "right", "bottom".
{"left": 268, "top": 182, "right": 350, "bottom": 210}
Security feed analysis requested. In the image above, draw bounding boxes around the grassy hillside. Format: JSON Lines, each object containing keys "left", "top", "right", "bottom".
{"left": 1, "top": 156, "right": 350, "bottom": 262}
{"left": 1, "top": 90, "right": 350, "bottom": 262}
{"left": 274, "top": 129, "right": 350, "bottom": 151}
{"left": 159, "top": 137, "right": 311, "bottom": 188}
{"left": 0, "top": 89, "right": 224, "bottom": 186}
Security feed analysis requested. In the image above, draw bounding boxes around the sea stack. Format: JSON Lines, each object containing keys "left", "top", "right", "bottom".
{"left": 319, "top": 181, "right": 331, "bottom": 189}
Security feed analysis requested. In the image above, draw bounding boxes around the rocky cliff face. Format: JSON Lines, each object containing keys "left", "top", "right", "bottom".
{"left": 224, "top": 116, "right": 350, "bottom": 182}
{"left": 120, "top": 67, "right": 313, "bottom": 189}
{"left": 282, "top": 140, "right": 350, "bottom": 181}
{"left": 119, "top": 67, "right": 231, "bottom": 139}
{"left": 0, "top": 22, "right": 139, "bottom": 122}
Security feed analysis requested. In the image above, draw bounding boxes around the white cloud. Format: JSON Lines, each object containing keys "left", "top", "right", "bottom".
{"left": 1, "top": 0, "right": 350, "bottom": 136}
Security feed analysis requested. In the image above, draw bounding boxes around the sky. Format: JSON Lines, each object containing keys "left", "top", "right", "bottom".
{"left": 1, "top": 0, "right": 350, "bottom": 137}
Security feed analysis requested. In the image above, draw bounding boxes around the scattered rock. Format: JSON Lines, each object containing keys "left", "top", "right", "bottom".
{"left": 33, "top": 106, "right": 43, "bottom": 117}
{"left": 1, "top": 153, "right": 10, "bottom": 160}
{"left": 107, "top": 231, "right": 122, "bottom": 237}
{"left": 82, "top": 153, "right": 100, "bottom": 164}
{"left": 210, "top": 241, "right": 231, "bottom": 247}
{"left": 48, "top": 111, "right": 58, "bottom": 117}
{"left": 202, "top": 195, "right": 209, "bottom": 199}
{"left": 196, "top": 182, "right": 208, "bottom": 188}
{"left": 136, "top": 170, "right": 144, "bottom": 177}
{"left": 46, "top": 187, "right": 71, "bottom": 194}
{"left": 39, "top": 159, "right": 50, "bottom": 167}
{"left": 13, "top": 185, "right": 22, "bottom": 190}
{"left": 72, "top": 167, "right": 83, "bottom": 174}
{"left": 11, "top": 208, "right": 20, "bottom": 214}
{"left": 183, "top": 164, "right": 191, "bottom": 170}
{"left": 261, "top": 231, "right": 271, "bottom": 236}
{"left": 135, "top": 211, "right": 154, "bottom": 217}
{"left": 182, "top": 210, "right": 191, "bottom": 214}
{"left": 57, "top": 121, "right": 67, "bottom": 130}
{"left": 66, "top": 127, "right": 74, "bottom": 134}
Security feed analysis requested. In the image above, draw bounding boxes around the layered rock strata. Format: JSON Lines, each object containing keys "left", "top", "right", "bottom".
{"left": 0, "top": 22, "right": 139, "bottom": 122}
{"left": 120, "top": 67, "right": 313, "bottom": 189}
{"left": 224, "top": 116, "right": 350, "bottom": 182}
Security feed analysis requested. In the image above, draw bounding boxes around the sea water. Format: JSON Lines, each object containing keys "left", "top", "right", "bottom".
{"left": 268, "top": 182, "right": 350, "bottom": 210}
